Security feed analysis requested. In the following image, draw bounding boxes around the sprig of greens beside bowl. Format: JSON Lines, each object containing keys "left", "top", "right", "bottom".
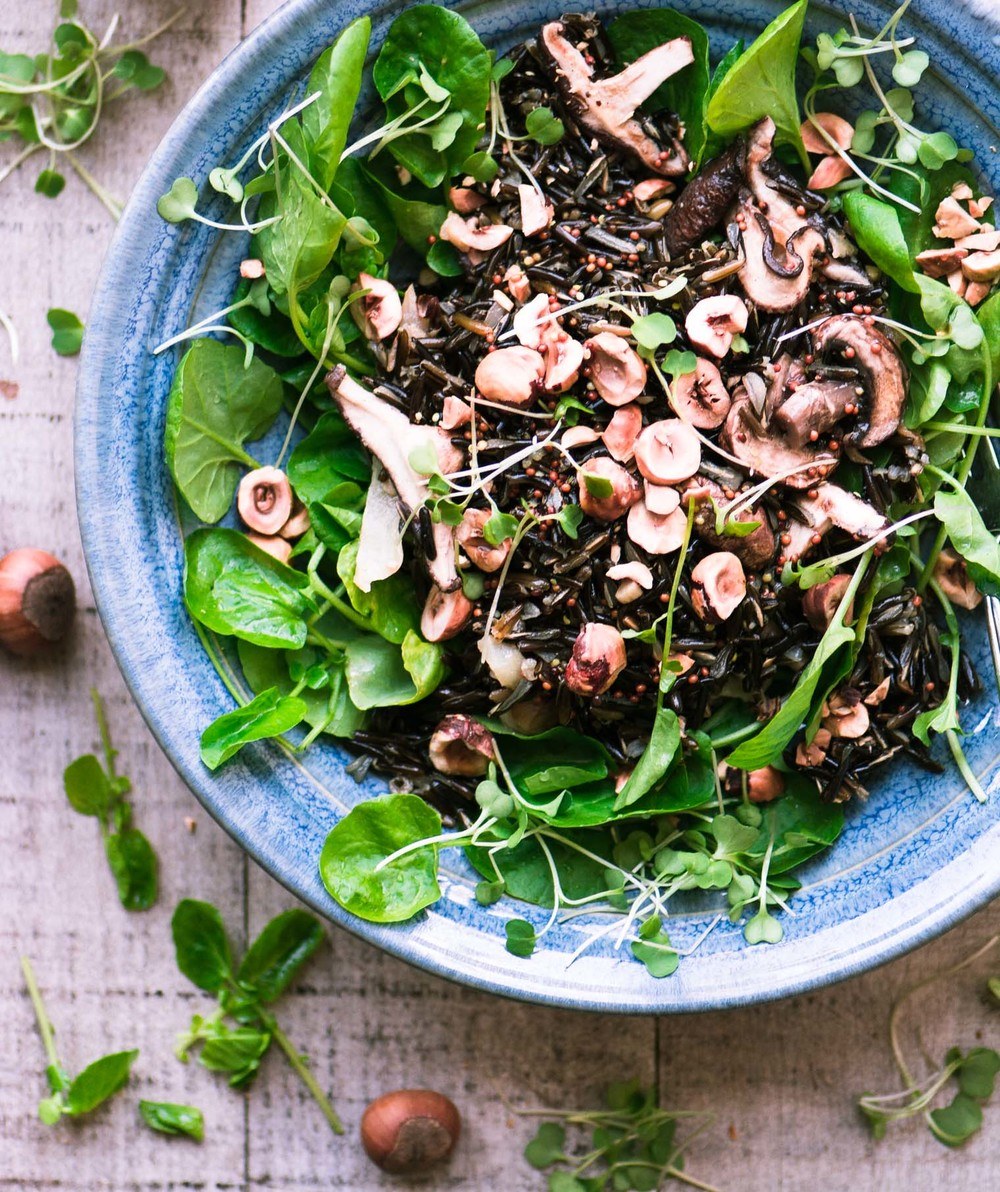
{"left": 153, "top": 0, "right": 1000, "bottom": 975}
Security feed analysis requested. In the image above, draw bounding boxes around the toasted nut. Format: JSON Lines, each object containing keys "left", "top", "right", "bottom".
{"left": 448, "top": 186, "right": 486, "bottom": 214}
{"left": 578, "top": 456, "right": 642, "bottom": 522}
{"left": 626, "top": 501, "right": 687, "bottom": 554}
{"left": 240, "top": 258, "right": 265, "bottom": 279}
{"left": 518, "top": 183, "right": 553, "bottom": 236}
{"left": 965, "top": 281, "right": 992, "bottom": 307}
{"left": 802, "top": 573, "right": 853, "bottom": 630}
{"left": 864, "top": 678, "right": 891, "bottom": 707}
{"left": 800, "top": 112, "right": 854, "bottom": 154}
{"left": 602, "top": 403, "right": 643, "bottom": 462}
{"left": 428, "top": 715, "right": 495, "bottom": 776}
{"left": 690, "top": 552, "right": 746, "bottom": 622}
{"left": 584, "top": 331, "right": 647, "bottom": 404}
{"left": 246, "top": 533, "right": 293, "bottom": 564}
{"left": 633, "top": 178, "right": 674, "bottom": 202}
{"left": 564, "top": 622, "right": 627, "bottom": 696}
{"left": 238, "top": 467, "right": 293, "bottom": 535}
{"left": 933, "top": 549, "right": 983, "bottom": 610}
{"left": 795, "top": 728, "right": 831, "bottom": 767}
{"left": 644, "top": 480, "right": 681, "bottom": 516}
{"left": 440, "top": 212, "right": 513, "bottom": 253}
{"left": 420, "top": 586, "right": 473, "bottom": 641}
{"left": 747, "top": 766, "right": 785, "bottom": 803}
{"left": 0, "top": 548, "right": 75, "bottom": 656}
{"left": 361, "top": 1089, "right": 461, "bottom": 1175}
{"left": 474, "top": 346, "right": 544, "bottom": 407}
{"left": 822, "top": 694, "right": 870, "bottom": 739}
{"left": 806, "top": 155, "right": 853, "bottom": 190}
{"left": 961, "top": 248, "right": 1000, "bottom": 282}
{"left": 543, "top": 334, "right": 585, "bottom": 393}
{"left": 561, "top": 425, "right": 602, "bottom": 450}
{"left": 279, "top": 501, "right": 311, "bottom": 540}
{"left": 606, "top": 560, "right": 654, "bottom": 589}
{"left": 915, "top": 247, "right": 969, "bottom": 278}
{"left": 352, "top": 273, "right": 403, "bottom": 341}
{"left": 440, "top": 396, "right": 473, "bottom": 429}
{"left": 933, "top": 196, "right": 980, "bottom": 240}
{"left": 956, "top": 227, "right": 1000, "bottom": 252}
{"left": 671, "top": 358, "right": 731, "bottom": 429}
{"left": 456, "top": 508, "right": 511, "bottom": 573}
{"left": 684, "top": 295, "right": 749, "bottom": 359}
{"left": 634, "top": 418, "right": 701, "bottom": 484}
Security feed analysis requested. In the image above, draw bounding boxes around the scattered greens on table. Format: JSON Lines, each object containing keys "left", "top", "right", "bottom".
{"left": 63, "top": 688, "right": 158, "bottom": 911}
{"left": 47, "top": 306, "right": 84, "bottom": 356}
{"left": 0, "top": 0, "right": 174, "bottom": 219}
{"left": 21, "top": 955, "right": 139, "bottom": 1125}
{"left": 171, "top": 899, "right": 343, "bottom": 1135}
{"left": 155, "top": 1, "right": 1000, "bottom": 974}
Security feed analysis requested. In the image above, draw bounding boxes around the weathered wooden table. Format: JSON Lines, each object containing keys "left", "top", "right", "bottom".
{"left": 1, "top": 3, "right": 998, "bottom": 1188}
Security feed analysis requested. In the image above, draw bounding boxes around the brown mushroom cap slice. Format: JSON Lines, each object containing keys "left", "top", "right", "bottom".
{"left": 238, "top": 467, "right": 293, "bottom": 536}
{"left": 721, "top": 395, "right": 837, "bottom": 489}
{"left": 626, "top": 501, "right": 688, "bottom": 554}
{"left": 810, "top": 314, "right": 906, "bottom": 446}
{"left": 539, "top": 22, "right": 693, "bottom": 176}
{"left": 671, "top": 358, "right": 731, "bottom": 429}
{"left": 772, "top": 378, "right": 859, "bottom": 448}
{"left": 429, "top": 715, "right": 495, "bottom": 776}
{"left": 474, "top": 346, "right": 545, "bottom": 407}
{"left": 578, "top": 455, "right": 642, "bottom": 522}
{"left": 564, "top": 622, "right": 628, "bottom": 696}
{"left": 634, "top": 418, "right": 701, "bottom": 484}
{"left": 584, "top": 331, "right": 647, "bottom": 405}
{"left": 662, "top": 138, "right": 745, "bottom": 257}
{"left": 690, "top": 552, "right": 747, "bottom": 622}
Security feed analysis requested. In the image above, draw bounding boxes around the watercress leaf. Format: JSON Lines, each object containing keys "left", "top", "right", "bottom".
{"left": 164, "top": 339, "right": 284, "bottom": 523}
{"left": 287, "top": 411, "right": 371, "bottom": 505}
{"left": 105, "top": 829, "right": 158, "bottom": 911}
{"left": 426, "top": 238, "right": 464, "bottom": 277}
{"left": 46, "top": 307, "right": 84, "bottom": 356}
{"left": 832, "top": 55, "right": 865, "bottom": 87}
{"left": 630, "top": 915, "right": 679, "bottom": 978}
{"left": 401, "top": 629, "right": 445, "bottom": 699}
{"left": 504, "top": 918, "right": 537, "bottom": 958}
{"left": 554, "top": 504, "right": 583, "bottom": 539}
{"left": 524, "top": 105, "right": 565, "bottom": 146}
{"left": 547, "top": 1173, "right": 589, "bottom": 1192}
{"left": 199, "top": 688, "right": 308, "bottom": 770}
{"left": 933, "top": 487, "right": 1000, "bottom": 596}
{"left": 138, "top": 1100, "right": 205, "bottom": 1140}
{"left": 706, "top": 0, "right": 808, "bottom": 164}
{"left": 171, "top": 899, "right": 234, "bottom": 992}
{"left": 336, "top": 538, "right": 419, "bottom": 643}
{"left": 711, "top": 813, "right": 760, "bottom": 857}
{"left": 35, "top": 168, "right": 65, "bottom": 198}
{"left": 227, "top": 280, "right": 302, "bottom": 357}
{"left": 465, "top": 827, "right": 613, "bottom": 905}
{"left": 300, "top": 16, "right": 371, "bottom": 190}
{"left": 580, "top": 471, "right": 613, "bottom": 499}
{"left": 184, "top": 529, "right": 313, "bottom": 649}
{"left": 906, "top": 360, "right": 951, "bottom": 426}
{"left": 198, "top": 1024, "right": 271, "bottom": 1086}
{"left": 976, "top": 291, "right": 1000, "bottom": 381}
{"left": 614, "top": 708, "right": 681, "bottom": 809}
{"left": 461, "top": 150, "right": 499, "bottom": 183}
{"left": 259, "top": 171, "right": 346, "bottom": 301}
{"left": 662, "top": 348, "right": 697, "bottom": 378}
{"left": 608, "top": 9, "right": 711, "bottom": 162}
{"left": 918, "top": 130, "right": 959, "bottom": 171}
{"left": 63, "top": 754, "right": 111, "bottom": 817}
{"left": 64, "top": 1050, "right": 138, "bottom": 1116}
{"left": 319, "top": 793, "right": 442, "bottom": 923}
{"left": 524, "top": 1121, "right": 566, "bottom": 1168}
{"left": 236, "top": 909, "right": 324, "bottom": 1002}
{"left": 631, "top": 313, "right": 677, "bottom": 351}
{"left": 360, "top": 161, "right": 448, "bottom": 257}
{"left": 928, "top": 1092, "right": 984, "bottom": 1146}
{"left": 842, "top": 193, "right": 918, "bottom": 293}
{"left": 492, "top": 725, "right": 612, "bottom": 796}
{"left": 955, "top": 1048, "right": 1000, "bottom": 1100}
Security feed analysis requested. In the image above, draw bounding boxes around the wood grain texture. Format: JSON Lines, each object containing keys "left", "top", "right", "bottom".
{"left": 0, "top": 2, "right": 998, "bottom": 1189}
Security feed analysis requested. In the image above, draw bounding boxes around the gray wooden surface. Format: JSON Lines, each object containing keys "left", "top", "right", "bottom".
{"left": 1, "top": 2, "right": 998, "bottom": 1189}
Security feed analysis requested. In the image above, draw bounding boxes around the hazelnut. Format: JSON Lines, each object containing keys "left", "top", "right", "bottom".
{"left": 690, "top": 552, "right": 746, "bottom": 622}
{"left": 456, "top": 508, "right": 512, "bottom": 573}
{"left": 602, "top": 403, "right": 643, "bottom": 462}
{"left": 440, "top": 212, "right": 513, "bottom": 253}
{"left": 237, "top": 466, "right": 293, "bottom": 535}
{"left": 0, "top": 548, "right": 76, "bottom": 656}
{"left": 351, "top": 273, "right": 403, "bottom": 341}
{"left": 447, "top": 186, "right": 486, "bottom": 214}
{"left": 670, "top": 358, "right": 731, "bottom": 428}
{"left": 633, "top": 178, "right": 674, "bottom": 202}
{"left": 564, "top": 622, "right": 627, "bottom": 696}
{"left": 279, "top": 501, "right": 311, "bottom": 541}
{"left": 626, "top": 501, "right": 687, "bottom": 554}
{"left": 543, "top": 334, "right": 585, "bottom": 393}
{"left": 474, "top": 346, "right": 544, "bottom": 407}
{"left": 420, "top": 586, "right": 473, "bottom": 642}
{"left": 747, "top": 766, "right": 785, "bottom": 803}
{"left": 584, "top": 331, "right": 647, "bottom": 405}
{"left": 578, "top": 456, "right": 642, "bottom": 522}
{"left": 933, "top": 549, "right": 982, "bottom": 610}
{"left": 932, "top": 196, "right": 980, "bottom": 240}
{"left": 428, "top": 715, "right": 495, "bottom": 776}
{"left": 360, "top": 1089, "right": 461, "bottom": 1175}
{"left": 246, "top": 533, "right": 293, "bottom": 564}
{"left": 802, "top": 573, "right": 854, "bottom": 630}
{"left": 683, "top": 296, "right": 749, "bottom": 359}
{"left": 239, "top": 258, "right": 265, "bottom": 279}
{"left": 634, "top": 419, "right": 701, "bottom": 484}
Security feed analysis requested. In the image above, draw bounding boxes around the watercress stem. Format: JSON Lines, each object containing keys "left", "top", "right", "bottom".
{"left": 263, "top": 1016, "right": 344, "bottom": 1134}
{"left": 20, "top": 957, "right": 61, "bottom": 1074}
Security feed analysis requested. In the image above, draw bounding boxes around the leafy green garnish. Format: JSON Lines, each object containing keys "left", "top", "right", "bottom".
{"left": 46, "top": 307, "right": 84, "bottom": 356}
{"left": 138, "top": 1100, "right": 205, "bottom": 1141}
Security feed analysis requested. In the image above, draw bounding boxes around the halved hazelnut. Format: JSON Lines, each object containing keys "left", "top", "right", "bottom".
{"left": 584, "top": 332, "right": 647, "bottom": 405}
{"left": 420, "top": 586, "right": 473, "bottom": 642}
{"left": 915, "top": 246, "right": 969, "bottom": 278}
{"left": 690, "top": 552, "right": 746, "bottom": 622}
{"left": 512, "top": 293, "right": 551, "bottom": 348}
{"left": 822, "top": 692, "right": 870, "bottom": 739}
{"left": 246, "top": 533, "right": 293, "bottom": 564}
{"left": 626, "top": 501, "right": 687, "bottom": 554}
{"left": 474, "top": 346, "right": 544, "bottom": 407}
{"left": 448, "top": 186, "right": 486, "bottom": 214}
{"left": 456, "top": 508, "right": 511, "bottom": 573}
{"left": 795, "top": 727, "right": 831, "bottom": 767}
{"left": 607, "top": 560, "right": 654, "bottom": 590}
{"left": 962, "top": 248, "right": 1000, "bottom": 282}
{"left": 440, "top": 212, "right": 514, "bottom": 254}
{"left": 561, "top": 425, "right": 601, "bottom": 450}
{"left": 747, "top": 765, "right": 785, "bottom": 804}
{"left": 644, "top": 481, "right": 680, "bottom": 516}
{"left": 279, "top": 501, "right": 311, "bottom": 540}
{"left": 966, "top": 281, "right": 992, "bottom": 307}
{"left": 240, "top": 258, "right": 265, "bottom": 279}
{"left": 602, "top": 404, "right": 643, "bottom": 462}
{"left": 238, "top": 467, "right": 293, "bottom": 535}
{"left": 504, "top": 264, "right": 531, "bottom": 303}
{"left": 564, "top": 623, "right": 627, "bottom": 696}
{"left": 440, "top": 396, "right": 472, "bottom": 429}
{"left": 800, "top": 112, "right": 854, "bottom": 154}
{"left": 933, "top": 549, "right": 982, "bottom": 610}
{"left": 671, "top": 359, "right": 731, "bottom": 429}
{"left": 684, "top": 295, "right": 749, "bottom": 359}
{"left": 933, "top": 196, "right": 980, "bottom": 240}
{"left": 634, "top": 419, "right": 701, "bottom": 484}
{"left": 802, "top": 573, "right": 854, "bottom": 630}
{"left": 518, "top": 184, "right": 553, "bottom": 236}
{"left": 578, "top": 456, "right": 642, "bottom": 522}
{"left": 428, "top": 715, "right": 495, "bottom": 776}
{"left": 633, "top": 178, "right": 674, "bottom": 202}
{"left": 352, "top": 274, "right": 403, "bottom": 341}
{"left": 543, "top": 334, "right": 585, "bottom": 393}
{"left": 806, "top": 155, "right": 853, "bottom": 190}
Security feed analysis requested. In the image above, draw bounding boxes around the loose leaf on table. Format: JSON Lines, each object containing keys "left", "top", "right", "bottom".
{"left": 504, "top": 918, "right": 537, "bottom": 959}
{"left": 236, "top": 909, "right": 325, "bottom": 1003}
{"left": 46, "top": 307, "right": 84, "bottom": 356}
{"left": 139, "top": 1100, "right": 205, "bottom": 1141}
{"left": 171, "top": 899, "right": 234, "bottom": 992}
{"left": 319, "top": 793, "right": 443, "bottom": 923}
{"left": 300, "top": 16, "right": 371, "bottom": 190}
{"left": 183, "top": 528, "right": 314, "bottom": 649}
{"left": 705, "top": 0, "right": 808, "bottom": 164}
{"left": 105, "top": 828, "right": 158, "bottom": 912}
{"left": 63, "top": 753, "right": 112, "bottom": 816}
{"left": 164, "top": 338, "right": 284, "bottom": 523}
{"left": 199, "top": 687, "right": 308, "bottom": 770}
{"left": 198, "top": 1024, "right": 271, "bottom": 1087}
{"left": 64, "top": 1051, "right": 139, "bottom": 1116}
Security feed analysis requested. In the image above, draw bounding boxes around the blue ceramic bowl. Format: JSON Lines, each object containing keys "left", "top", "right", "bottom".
{"left": 77, "top": 0, "right": 1000, "bottom": 1012}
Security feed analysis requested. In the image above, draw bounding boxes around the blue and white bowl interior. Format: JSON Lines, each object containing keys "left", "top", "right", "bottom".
{"left": 77, "top": 0, "right": 1000, "bottom": 1011}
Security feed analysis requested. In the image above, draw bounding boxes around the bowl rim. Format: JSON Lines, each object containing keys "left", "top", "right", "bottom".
{"left": 76, "top": 0, "right": 1000, "bottom": 1014}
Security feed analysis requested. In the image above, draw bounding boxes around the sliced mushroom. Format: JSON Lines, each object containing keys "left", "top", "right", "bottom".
{"left": 326, "top": 367, "right": 461, "bottom": 592}
{"left": 474, "top": 346, "right": 545, "bottom": 407}
{"left": 238, "top": 467, "right": 293, "bottom": 536}
{"left": 634, "top": 419, "right": 701, "bottom": 484}
{"left": 722, "top": 394, "right": 836, "bottom": 488}
{"left": 539, "top": 22, "right": 694, "bottom": 175}
{"left": 354, "top": 473, "right": 404, "bottom": 592}
{"left": 479, "top": 632, "right": 529, "bottom": 690}
{"left": 578, "top": 456, "right": 642, "bottom": 522}
{"left": 802, "top": 573, "right": 854, "bottom": 631}
{"left": 351, "top": 274, "right": 402, "bottom": 342}
{"left": 810, "top": 314, "right": 906, "bottom": 446}
{"left": 607, "top": 560, "right": 654, "bottom": 589}
{"left": 429, "top": 715, "right": 495, "bottom": 776}
{"left": 602, "top": 403, "right": 643, "bottom": 462}
{"left": 690, "top": 552, "right": 746, "bottom": 622}
{"left": 584, "top": 331, "right": 647, "bottom": 405}
{"left": 457, "top": 508, "right": 511, "bottom": 573}
{"left": 518, "top": 184, "right": 554, "bottom": 236}
{"left": 684, "top": 295, "right": 749, "bottom": 359}
{"left": 662, "top": 138, "right": 745, "bottom": 257}
{"left": 421, "top": 586, "right": 473, "bottom": 641}
{"left": 626, "top": 501, "right": 687, "bottom": 554}
{"left": 796, "top": 727, "right": 832, "bottom": 768}
{"left": 440, "top": 211, "right": 514, "bottom": 254}
{"left": 670, "top": 358, "right": 731, "bottom": 428}
{"left": 772, "top": 378, "right": 859, "bottom": 448}
{"left": 564, "top": 622, "right": 628, "bottom": 696}
{"left": 810, "top": 483, "right": 888, "bottom": 538}
{"left": 933, "top": 549, "right": 983, "bottom": 610}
